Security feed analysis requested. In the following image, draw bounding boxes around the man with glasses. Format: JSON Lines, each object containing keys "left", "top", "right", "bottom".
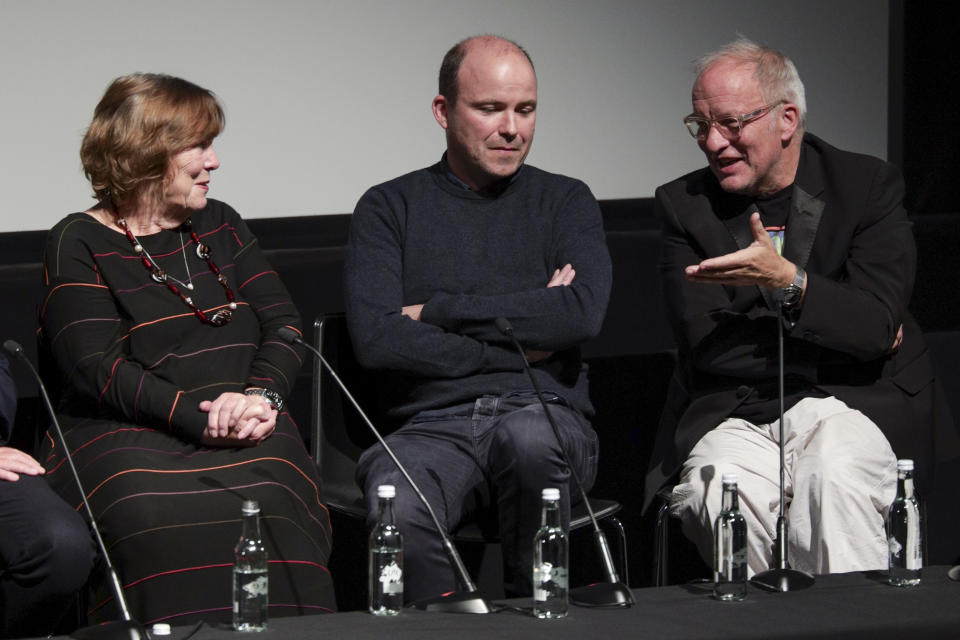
{"left": 644, "top": 37, "right": 955, "bottom": 575}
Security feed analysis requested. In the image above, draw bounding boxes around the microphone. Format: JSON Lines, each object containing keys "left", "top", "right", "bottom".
{"left": 277, "top": 327, "right": 492, "bottom": 613}
{"left": 4, "top": 340, "right": 148, "bottom": 640}
{"left": 494, "top": 318, "right": 633, "bottom": 607}
{"left": 748, "top": 305, "right": 815, "bottom": 592}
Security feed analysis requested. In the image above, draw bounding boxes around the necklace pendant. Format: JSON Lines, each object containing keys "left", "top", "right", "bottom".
{"left": 121, "top": 217, "right": 234, "bottom": 328}
{"left": 210, "top": 308, "right": 233, "bottom": 326}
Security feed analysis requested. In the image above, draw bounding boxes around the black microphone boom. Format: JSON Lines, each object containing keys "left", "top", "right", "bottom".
{"left": 493, "top": 319, "right": 633, "bottom": 607}
{"left": 4, "top": 340, "right": 148, "bottom": 640}
{"left": 277, "top": 327, "right": 492, "bottom": 614}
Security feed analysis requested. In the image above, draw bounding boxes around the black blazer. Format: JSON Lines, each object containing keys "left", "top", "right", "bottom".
{"left": 644, "top": 133, "right": 958, "bottom": 509}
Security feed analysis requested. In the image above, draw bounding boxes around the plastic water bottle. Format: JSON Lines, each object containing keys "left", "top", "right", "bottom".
{"left": 369, "top": 484, "right": 403, "bottom": 615}
{"left": 713, "top": 473, "right": 747, "bottom": 601}
{"left": 887, "top": 459, "right": 922, "bottom": 586}
{"left": 533, "top": 487, "right": 568, "bottom": 618}
{"left": 233, "top": 500, "right": 268, "bottom": 631}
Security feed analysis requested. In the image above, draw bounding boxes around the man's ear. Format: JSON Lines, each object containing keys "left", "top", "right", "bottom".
{"left": 432, "top": 95, "right": 449, "bottom": 129}
{"left": 779, "top": 102, "right": 800, "bottom": 143}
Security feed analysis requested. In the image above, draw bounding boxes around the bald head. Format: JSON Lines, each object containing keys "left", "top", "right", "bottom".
{"left": 438, "top": 35, "right": 535, "bottom": 106}
{"left": 431, "top": 35, "right": 538, "bottom": 191}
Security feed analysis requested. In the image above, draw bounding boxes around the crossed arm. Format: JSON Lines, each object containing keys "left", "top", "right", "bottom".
{"left": 345, "top": 182, "right": 611, "bottom": 377}
{"left": 402, "top": 263, "right": 578, "bottom": 362}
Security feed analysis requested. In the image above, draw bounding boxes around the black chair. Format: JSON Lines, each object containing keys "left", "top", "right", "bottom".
{"left": 311, "top": 312, "right": 629, "bottom": 601}
{"left": 653, "top": 486, "right": 674, "bottom": 586}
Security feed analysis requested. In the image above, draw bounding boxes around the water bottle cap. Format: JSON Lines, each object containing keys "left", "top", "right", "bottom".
{"left": 241, "top": 499, "right": 260, "bottom": 514}
{"left": 721, "top": 472, "right": 739, "bottom": 485}
{"left": 541, "top": 487, "right": 560, "bottom": 501}
{"left": 151, "top": 623, "right": 171, "bottom": 636}
{"left": 897, "top": 459, "right": 914, "bottom": 471}
{"left": 377, "top": 484, "right": 396, "bottom": 498}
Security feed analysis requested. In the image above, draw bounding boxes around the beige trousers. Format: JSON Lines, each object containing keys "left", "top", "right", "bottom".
{"left": 671, "top": 396, "right": 898, "bottom": 575}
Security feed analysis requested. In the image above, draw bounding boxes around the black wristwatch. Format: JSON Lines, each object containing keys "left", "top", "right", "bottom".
{"left": 779, "top": 266, "right": 806, "bottom": 309}
{"left": 244, "top": 387, "right": 284, "bottom": 412}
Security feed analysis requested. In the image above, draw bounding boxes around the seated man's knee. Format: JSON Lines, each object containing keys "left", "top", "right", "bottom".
{"left": 15, "top": 507, "right": 94, "bottom": 593}
{"left": 802, "top": 452, "right": 892, "bottom": 502}
{"left": 670, "top": 465, "right": 720, "bottom": 556}
{"left": 673, "top": 464, "right": 723, "bottom": 509}
{"left": 48, "top": 518, "right": 96, "bottom": 592}
{"left": 390, "top": 482, "right": 432, "bottom": 527}
{"left": 491, "top": 405, "right": 557, "bottom": 465}
{"left": 798, "top": 416, "right": 895, "bottom": 502}
{"left": 361, "top": 456, "right": 435, "bottom": 531}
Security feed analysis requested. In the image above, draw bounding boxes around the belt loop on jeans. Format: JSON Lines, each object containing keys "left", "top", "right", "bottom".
{"left": 472, "top": 395, "right": 500, "bottom": 420}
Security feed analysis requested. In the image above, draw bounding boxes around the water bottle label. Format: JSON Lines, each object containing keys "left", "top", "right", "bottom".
{"left": 379, "top": 560, "right": 404, "bottom": 594}
{"left": 908, "top": 541, "right": 922, "bottom": 570}
{"left": 888, "top": 534, "right": 922, "bottom": 570}
{"left": 242, "top": 575, "right": 269, "bottom": 599}
{"left": 888, "top": 535, "right": 902, "bottom": 556}
{"left": 533, "top": 562, "right": 567, "bottom": 601}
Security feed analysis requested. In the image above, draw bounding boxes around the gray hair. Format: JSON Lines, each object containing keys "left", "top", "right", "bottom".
{"left": 696, "top": 36, "right": 807, "bottom": 126}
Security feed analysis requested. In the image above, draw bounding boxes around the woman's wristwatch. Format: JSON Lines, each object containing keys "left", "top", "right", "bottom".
{"left": 244, "top": 387, "right": 284, "bottom": 412}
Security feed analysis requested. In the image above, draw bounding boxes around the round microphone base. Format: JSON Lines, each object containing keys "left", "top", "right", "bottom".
{"left": 69, "top": 619, "right": 149, "bottom": 640}
{"left": 570, "top": 581, "right": 634, "bottom": 607}
{"left": 750, "top": 568, "right": 815, "bottom": 592}
{"left": 412, "top": 590, "right": 494, "bottom": 614}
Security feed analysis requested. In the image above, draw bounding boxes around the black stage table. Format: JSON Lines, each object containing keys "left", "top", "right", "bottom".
{"left": 54, "top": 566, "right": 960, "bottom": 640}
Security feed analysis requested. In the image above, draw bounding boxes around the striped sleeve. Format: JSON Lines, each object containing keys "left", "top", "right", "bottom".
{"left": 41, "top": 216, "right": 208, "bottom": 441}
{"left": 223, "top": 209, "right": 306, "bottom": 399}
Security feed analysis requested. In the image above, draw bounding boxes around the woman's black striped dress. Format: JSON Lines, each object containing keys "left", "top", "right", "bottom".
{"left": 39, "top": 200, "right": 335, "bottom": 625}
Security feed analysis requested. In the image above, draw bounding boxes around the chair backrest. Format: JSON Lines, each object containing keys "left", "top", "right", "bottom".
{"left": 311, "top": 312, "right": 402, "bottom": 514}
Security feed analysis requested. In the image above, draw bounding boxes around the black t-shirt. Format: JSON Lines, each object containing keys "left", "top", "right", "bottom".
{"left": 757, "top": 183, "right": 792, "bottom": 251}
{"left": 730, "top": 183, "right": 825, "bottom": 424}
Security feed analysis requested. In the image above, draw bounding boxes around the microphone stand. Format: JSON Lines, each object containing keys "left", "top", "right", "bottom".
{"left": 4, "top": 341, "right": 148, "bottom": 640}
{"left": 494, "top": 318, "right": 633, "bottom": 607}
{"left": 278, "top": 328, "right": 492, "bottom": 613}
{"left": 748, "top": 308, "right": 815, "bottom": 592}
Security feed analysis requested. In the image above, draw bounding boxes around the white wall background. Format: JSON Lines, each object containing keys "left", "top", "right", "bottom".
{"left": 0, "top": 0, "right": 888, "bottom": 232}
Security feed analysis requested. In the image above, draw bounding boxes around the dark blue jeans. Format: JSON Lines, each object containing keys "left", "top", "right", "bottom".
{"left": 0, "top": 474, "right": 96, "bottom": 637}
{"left": 356, "top": 392, "right": 598, "bottom": 600}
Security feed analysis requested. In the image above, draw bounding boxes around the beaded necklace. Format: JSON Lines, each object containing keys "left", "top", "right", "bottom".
{"left": 117, "top": 217, "right": 237, "bottom": 326}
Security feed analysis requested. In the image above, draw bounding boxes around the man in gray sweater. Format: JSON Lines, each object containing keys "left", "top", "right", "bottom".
{"left": 344, "top": 35, "right": 611, "bottom": 600}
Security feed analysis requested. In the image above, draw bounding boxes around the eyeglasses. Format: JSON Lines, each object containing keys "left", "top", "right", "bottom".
{"left": 683, "top": 101, "right": 783, "bottom": 141}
